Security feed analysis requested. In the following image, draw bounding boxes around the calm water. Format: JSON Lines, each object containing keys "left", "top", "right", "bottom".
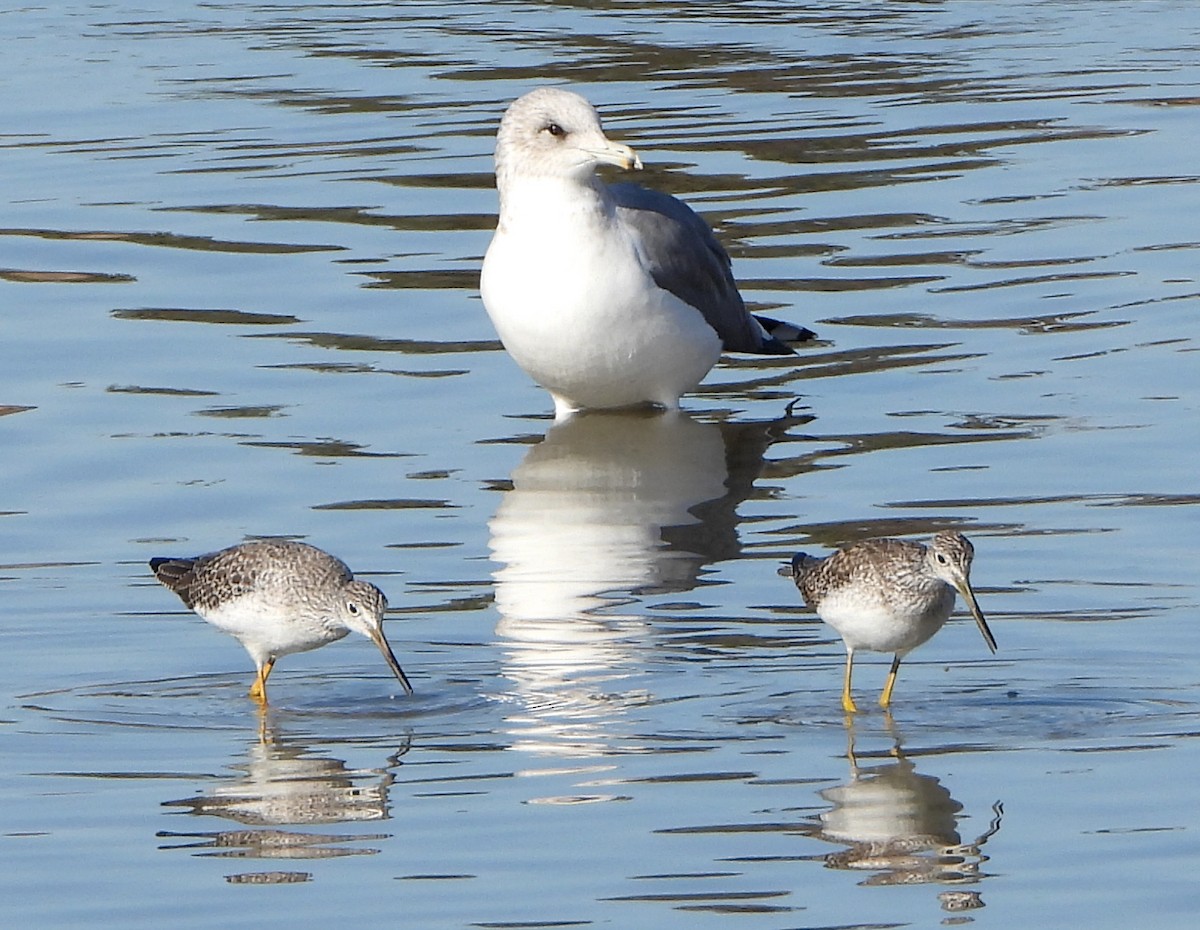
{"left": 3, "top": 1, "right": 1199, "bottom": 926}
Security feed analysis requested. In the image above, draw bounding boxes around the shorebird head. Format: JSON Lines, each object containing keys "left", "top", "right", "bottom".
{"left": 340, "top": 580, "right": 414, "bottom": 694}
{"left": 496, "top": 87, "right": 642, "bottom": 187}
{"left": 927, "top": 531, "right": 997, "bottom": 654}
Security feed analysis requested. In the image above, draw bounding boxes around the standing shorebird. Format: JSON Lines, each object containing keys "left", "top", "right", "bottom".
{"left": 480, "top": 87, "right": 813, "bottom": 417}
{"left": 783, "top": 531, "right": 996, "bottom": 714}
{"left": 149, "top": 540, "right": 414, "bottom": 703}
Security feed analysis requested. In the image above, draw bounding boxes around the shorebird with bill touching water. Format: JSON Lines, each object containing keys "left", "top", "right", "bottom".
{"left": 150, "top": 539, "right": 414, "bottom": 704}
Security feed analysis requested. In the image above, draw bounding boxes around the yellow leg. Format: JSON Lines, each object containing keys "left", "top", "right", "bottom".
{"left": 841, "top": 651, "right": 859, "bottom": 714}
{"left": 249, "top": 658, "right": 275, "bottom": 703}
{"left": 879, "top": 654, "right": 902, "bottom": 709}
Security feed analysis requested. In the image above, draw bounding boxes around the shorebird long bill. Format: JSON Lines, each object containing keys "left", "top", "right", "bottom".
{"left": 370, "top": 627, "right": 415, "bottom": 695}
{"left": 957, "top": 581, "right": 997, "bottom": 654}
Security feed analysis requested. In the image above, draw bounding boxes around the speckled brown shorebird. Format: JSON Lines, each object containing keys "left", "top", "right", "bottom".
{"left": 783, "top": 531, "right": 996, "bottom": 714}
{"left": 149, "top": 539, "right": 413, "bottom": 703}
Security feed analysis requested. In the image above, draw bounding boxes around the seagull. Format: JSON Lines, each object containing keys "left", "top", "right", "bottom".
{"left": 480, "top": 87, "right": 814, "bottom": 417}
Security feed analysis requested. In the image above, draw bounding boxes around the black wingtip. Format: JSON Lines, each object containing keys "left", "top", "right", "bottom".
{"left": 754, "top": 314, "right": 817, "bottom": 348}
{"left": 760, "top": 336, "right": 798, "bottom": 356}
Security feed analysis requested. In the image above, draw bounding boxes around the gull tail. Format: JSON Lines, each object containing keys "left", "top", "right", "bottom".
{"left": 753, "top": 314, "right": 817, "bottom": 354}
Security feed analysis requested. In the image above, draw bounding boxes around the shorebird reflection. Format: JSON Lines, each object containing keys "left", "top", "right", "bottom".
{"left": 802, "top": 722, "right": 1002, "bottom": 900}
{"left": 159, "top": 729, "right": 409, "bottom": 860}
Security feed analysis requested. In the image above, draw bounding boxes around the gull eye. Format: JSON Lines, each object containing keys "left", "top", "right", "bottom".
{"left": 545, "top": 122, "right": 565, "bottom": 138}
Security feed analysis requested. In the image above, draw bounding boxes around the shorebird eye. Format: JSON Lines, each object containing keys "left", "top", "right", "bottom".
{"left": 347, "top": 601, "right": 360, "bottom": 615}
{"left": 936, "top": 553, "right": 948, "bottom": 564}
{"left": 545, "top": 122, "right": 565, "bottom": 138}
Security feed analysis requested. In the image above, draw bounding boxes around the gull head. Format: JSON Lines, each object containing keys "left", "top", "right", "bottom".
{"left": 495, "top": 87, "right": 642, "bottom": 187}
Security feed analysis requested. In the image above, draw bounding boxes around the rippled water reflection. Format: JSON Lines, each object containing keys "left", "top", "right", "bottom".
{"left": 3, "top": 1, "right": 1198, "bottom": 928}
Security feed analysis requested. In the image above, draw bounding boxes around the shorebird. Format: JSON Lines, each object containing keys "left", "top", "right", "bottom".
{"left": 480, "top": 86, "right": 813, "bottom": 417}
{"left": 149, "top": 539, "right": 413, "bottom": 703}
{"left": 783, "top": 531, "right": 996, "bottom": 713}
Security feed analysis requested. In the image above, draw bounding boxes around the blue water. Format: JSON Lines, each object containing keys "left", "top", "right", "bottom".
{"left": 3, "top": 1, "right": 1199, "bottom": 927}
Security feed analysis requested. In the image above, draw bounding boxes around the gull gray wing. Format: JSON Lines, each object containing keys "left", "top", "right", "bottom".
{"left": 609, "top": 182, "right": 794, "bottom": 355}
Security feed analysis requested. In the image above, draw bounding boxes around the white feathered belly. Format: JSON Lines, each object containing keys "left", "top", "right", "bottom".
{"left": 817, "top": 585, "right": 956, "bottom": 655}
{"left": 201, "top": 595, "right": 347, "bottom": 659}
{"left": 481, "top": 217, "right": 721, "bottom": 409}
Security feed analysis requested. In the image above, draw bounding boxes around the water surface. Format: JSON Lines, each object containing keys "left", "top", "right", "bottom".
{"left": 3, "top": 2, "right": 1198, "bottom": 928}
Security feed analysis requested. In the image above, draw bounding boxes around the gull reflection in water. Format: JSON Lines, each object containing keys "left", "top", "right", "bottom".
{"left": 489, "top": 408, "right": 799, "bottom": 757}
{"left": 803, "top": 722, "right": 1002, "bottom": 911}
{"left": 158, "top": 726, "right": 409, "bottom": 876}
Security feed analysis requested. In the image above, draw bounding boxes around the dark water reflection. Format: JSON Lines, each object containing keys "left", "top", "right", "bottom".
{"left": 3, "top": 1, "right": 1199, "bottom": 929}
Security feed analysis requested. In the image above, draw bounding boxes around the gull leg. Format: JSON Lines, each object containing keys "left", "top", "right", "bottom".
{"left": 879, "top": 654, "right": 902, "bottom": 709}
{"left": 841, "top": 651, "right": 859, "bottom": 715}
{"left": 249, "top": 658, "right": 275, "bottom": 703}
